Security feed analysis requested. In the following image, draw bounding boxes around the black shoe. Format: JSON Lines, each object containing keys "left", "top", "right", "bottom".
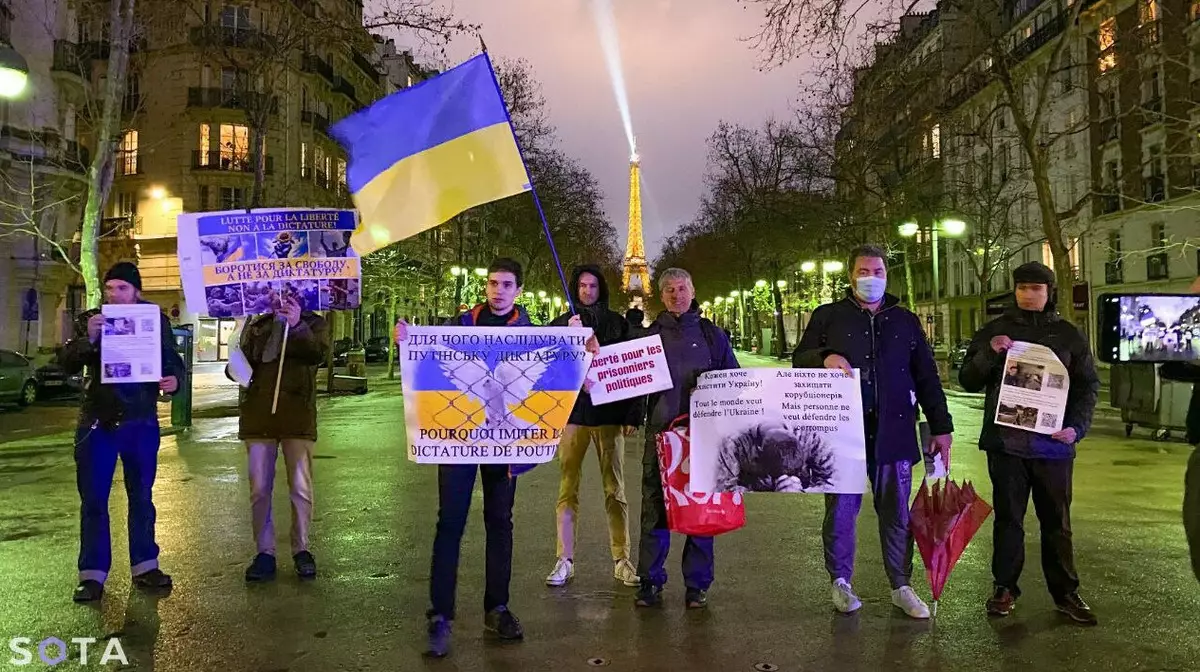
{"left": 986, "top": 586, "right": 1016, "bottom": 617}
{"left": 293, "top": 551, "right": 317, "bottom": 579}
{"left": 132, "top": 568, "right": 172, "bottom": 591}
{"left": 1055, "top": 592, "right": 1097, "bottom": 626}
{"left": 635, "top": 583, "right": 663, "bottom": 608}
{"left": 685, "top": 588, "right": 708, "bottom": 609}
{"left": 484, "top": 606, "right": 524, "bottom": 640}
{"left": 72, "top": 580, "right": 103, "bottom": 603}
{"left": 426, "top": 615, "right": 452, "bottom": 657}
{"left": 245, "top": 553, "right": 277, "bottom": 582}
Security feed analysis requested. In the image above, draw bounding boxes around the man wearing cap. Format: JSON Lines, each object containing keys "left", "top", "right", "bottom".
{"left": 959, "top": 261, "right": 1100, "bottom": 625}
{"left": 58, "top": 262, "right": 186, "bottom": 603}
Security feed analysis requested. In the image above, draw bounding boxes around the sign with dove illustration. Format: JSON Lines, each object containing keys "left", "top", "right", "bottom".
{"left": 399, "top": 326, "right": 594, "bottom": 464}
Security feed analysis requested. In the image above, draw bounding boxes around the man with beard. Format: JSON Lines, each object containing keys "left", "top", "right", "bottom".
{"left": 544, "top": 266, "right": 643, "bottom": 589}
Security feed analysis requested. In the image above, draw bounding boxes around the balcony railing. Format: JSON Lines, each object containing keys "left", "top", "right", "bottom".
{"left": 300, "top": 109, "right": 330, "bottom": 135}
{"left": 1136, "top": 20, "right": 1161, "bottom": 48}
{"left": 352, "top": 49, "right": 380, "bottom": 84}
{"left": 314, "top": 168, "right": 329, "bottom": 189}
{"left": 1143, "top": 175, "right": 1165, "bottom": 203}
{"left": 187, "top": 87, "right": 278, "bottom": 114}
{"left": 51, "top": 40, "right": 82, "bottom": 74}
{"left": 123, "top": 93, "right": 143, "bottom": 114}
{"left": 1011, "top": 13, "right": 1067, "bottom": 64}
{"left": 1100, "top": 118, "right": 1119, "bottom": 143}
{"left": 1104, "top": 260, "right": 1124, "bottom": 285}
{"left": 332, "top": 75, "right": 356, "bottom": 102}
{"left": 1099, "top": 192, "right": 1121, "bottom": 214}
{"left": 1141, "top": 98, "right": 1163, "bottom": 126}
{"left": 100, "top": 216, "right": 137, "bottom": 239}
{"left": 302, "top": 53, "right": 335, "bottom": 84}
{"left": 189, "top": 25, "right": 273, "bottom": 51}
{"left": 77, "top": 37, "right": 146, "bottom": 61}
{"left": 192, "top": 150, "right": 274, "bottom": 175}
{"left": 1147, "top": 253, "right": 1169, "bottom": 281}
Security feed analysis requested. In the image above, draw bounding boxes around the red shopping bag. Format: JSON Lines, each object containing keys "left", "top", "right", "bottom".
{"left": 656, "top": 416, "right": 746, "bottom": 536}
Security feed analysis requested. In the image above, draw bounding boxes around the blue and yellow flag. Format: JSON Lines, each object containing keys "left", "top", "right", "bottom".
{"left": 331, "top": 53, "right": 531, "bottom": 255}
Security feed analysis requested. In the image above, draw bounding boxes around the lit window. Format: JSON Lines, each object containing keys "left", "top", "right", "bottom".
{"left": 1098, "top": 18, "right": 1117, "bottom": 72}
{"left": 931, "top": 125, "right": 941, "bottom": 158}
{"left": 119, "top": 130, "right": 139, "bottom": 175}
{"left": 199, "top": 124, "right": 210, "bottom": 166}
{"left": 219, "top": 124, "right": 249, "bottom": 169}
{"left": 337, "top": 158, "right": 346, "bottom": 187}
{"left": 1139, "top": 0, "right": 1158, "bottom": 24}
{"left": 301, "top": 141, "right": 308, "bottom": 175}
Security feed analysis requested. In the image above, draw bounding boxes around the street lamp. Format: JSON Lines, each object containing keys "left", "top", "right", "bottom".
{"left": 821, "top": 261, "right": 844, "bottom": 274}
{"left": 755, "top": 279, "right": 768, "bottom": 288}
{"left": 800, "top": 261, "right": 817, "bottom": 273}
{"left": 898, "top": 218, "right": 967, "bottom": 347}
{"left": 0, "top": 43, "right": 29, "bottom": 99}
{"left": 776, "top": 280, "right": 788, "bottom": 289}
{"left": 537, "top": 290, "right": 547, "bottom": 299}
{"left": 450, "top": 266, "right": 463, "bottom": 277}
{"left": 473, "top": 267, "right": 486, "bottom": 277}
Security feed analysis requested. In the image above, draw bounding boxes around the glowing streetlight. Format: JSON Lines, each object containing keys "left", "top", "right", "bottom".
{"left": 898, "top": 221, "right": 920, "bottom": 238}
{"left": 822, "top": 261, "right": 844, "bottom": 274}
{"left": 450, "top": 266, "right": 463, "bottom": 276}
{"left": 776, "top": 280, "right": 788, "bottom": 289}
{"left": 800, "top": 261, "right": 817, "bottom": 273}
{"left": 0, "top": 43, "right": 29, "bottom": 99}
{"left": 715, "top": 296, "right": 724, "bottom": 305}
{"left": 148, "top": 185, "right": 167, "bottom": 200}
{"left": 755, "top": 279, "right": 768, "bottom": 288}
{"left": 474, "top": 267, "right": 487, "bottom": 276}
{"left": 537, "top": 290, "right": 547, "bottom": 299}
{"left": 553, "top": 296, "right": 563, "bottom": 307}
{"left": 730, "top": 290, "right": 740, "bottom": 298}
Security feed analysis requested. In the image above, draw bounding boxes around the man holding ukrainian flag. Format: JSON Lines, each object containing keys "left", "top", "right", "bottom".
{"left": 334, "top": 50, "right": 567, "bottom": 658}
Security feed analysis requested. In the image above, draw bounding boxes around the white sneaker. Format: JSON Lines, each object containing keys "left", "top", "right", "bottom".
{"left": 891, "top": 586, "right": 931, "bottom": 619}
{"left": 613, "top": 558, "right": 639, "bottom": 587}
{"left": 831, "top": 578, "right": 862, "bottom": 613}
{"left": 545, "top": 558, "right": 574, "bottom": 587}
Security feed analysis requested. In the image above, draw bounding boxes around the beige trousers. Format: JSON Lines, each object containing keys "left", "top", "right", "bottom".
{"left": 246, "top": 439, "right": 314, "bottom": 556}
{"left": 556, "top": 425, "right": 630, "bottom": 561}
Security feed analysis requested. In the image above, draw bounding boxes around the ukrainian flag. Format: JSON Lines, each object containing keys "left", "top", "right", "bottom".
{"left": 331, "top": 53, "right": 531, "bottom": 255}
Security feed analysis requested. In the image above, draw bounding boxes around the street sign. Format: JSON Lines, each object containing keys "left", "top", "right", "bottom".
{"left": 21, "top": 288, "right": 38, "bottom": 321}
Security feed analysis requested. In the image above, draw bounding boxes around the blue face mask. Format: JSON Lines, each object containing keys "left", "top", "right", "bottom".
{"left": 855, "top": 276, "right": 887, "bottom": 303}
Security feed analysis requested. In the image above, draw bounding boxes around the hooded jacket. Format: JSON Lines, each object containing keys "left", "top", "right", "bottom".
{"left": 645, "top": 302, "right": 739, "bottom": 432}
{"left": 958, "top": 264, "right": 1099, "bottom": 459}
{"left": 58, "top": 303, "right": 186, "bottom": 429}
{"left": 793, "top": 291, "right": 953, "bottom": 465}
{"left": 238, "top": 311, "right": 331, "bottom": 441}
{"left": 550, "top": 265, "right": 643, "bottom": 427}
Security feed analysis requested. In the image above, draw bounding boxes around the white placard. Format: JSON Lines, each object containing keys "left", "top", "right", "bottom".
{"left": 584, "top": 335, "right": 673, "bottom": 405}
{"left": 689, "top": 368, "right": 868, "bottom": 494}
{"left": 100, "top": 304, "right": 162, "bottom": 384}
{"left": 995, "top": 341, "right": 1069, "bottom": 435}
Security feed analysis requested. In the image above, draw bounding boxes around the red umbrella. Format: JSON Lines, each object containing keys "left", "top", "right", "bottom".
{"left": 910, "top": 477, "right": 993, "bottom": 615}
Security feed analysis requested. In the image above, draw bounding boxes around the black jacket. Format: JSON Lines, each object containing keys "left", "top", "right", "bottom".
{"left": 1161, "top": 363, "right": 1200, "bottom": 445}
{"left": 550, "top": 265, "right": 643, "bottom": 428}
{"left": 58, "top": 304, "right": 186, "bottom": 429}
{"left": 793, "top": 292, "right": 953, "bottom": 465}
{"left": 959, "top": 303, "right": 1099, "bottom": 459}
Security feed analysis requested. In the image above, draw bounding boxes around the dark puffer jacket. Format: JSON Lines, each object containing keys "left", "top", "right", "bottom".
{"left": 550, "top": 265, "right": 643, "bottom": 428}
{"left": 238, "top": 311, "right": 331, "bottom": 441}
{"left": 793, "top": 292, "right": 953, "bottom": 465}
{"left": 58, "top": 304, "right": 185, "bottom": 429}
{"left": 959, "top": 301, "right": 1099, "bottom": 460}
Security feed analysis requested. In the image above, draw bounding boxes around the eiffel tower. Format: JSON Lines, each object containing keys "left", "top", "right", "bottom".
{"left": 621, "top": 139, "right": 651, "bottom": 308}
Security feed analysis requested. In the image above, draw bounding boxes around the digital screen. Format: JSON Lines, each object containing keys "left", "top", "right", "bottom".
{"left": 1116, "top": 295, "right": 1200, "bottom": 362}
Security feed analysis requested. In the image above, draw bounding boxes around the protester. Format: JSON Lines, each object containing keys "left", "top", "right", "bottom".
{"left": 395, "top": 257, "right": 532, "bottom": 658}
{"left": 1145, "top": 277, "right": 1200, "bottom": 584}
{"left": 239, "top": 290, "right": 331, "bottom": 582}
{"left": 545, "top": 265, "right": 642, "bottom": 588}
{"left": 636, "top": 269, "right": 739, "bottom": 609}
{"left": 959, "top": 261, "right": 1099, "bottom": 625}
{"left": 58, "top": 262, "right": 185, "bottom": 603}
{"left": 793, "top": 245, "right": 953, "bottom": 620}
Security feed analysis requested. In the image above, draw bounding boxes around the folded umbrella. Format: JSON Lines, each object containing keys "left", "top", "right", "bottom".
{"left": 910, "top": 477, "right": 993, "bottom": 615}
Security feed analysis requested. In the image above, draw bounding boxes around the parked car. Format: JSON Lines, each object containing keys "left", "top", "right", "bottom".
{"left": 949, "top": 340, "right": 971, "bottom": 369}
{"left": 0, "top": 349, "right": 39, "bottom": 407}
{"left": 364, "top": 336, "right": 390, "bottom": 363}
{"left": 34, "top": 358, "right": 85, "bottom": 399}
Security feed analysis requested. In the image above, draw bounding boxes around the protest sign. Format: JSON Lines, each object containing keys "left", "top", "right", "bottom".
{"left": 689, "top": 368, "right": 868, "bottom": 494}
{"left": 584, "top": 335, "right": 672, "bottom": 405}
{"left": 400, "top": 326, "right": 594, "bottom": 464}
{"left": 100, "top": 304, "right": 162, "bottom": 384}
{"left": 995, "top": 341, "right": 1069, "bottom": 435}
{"left": 177, "top": 208, "right": 361, "bottom": 317}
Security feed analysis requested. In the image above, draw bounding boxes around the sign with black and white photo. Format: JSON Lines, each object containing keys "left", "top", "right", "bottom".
{"left": 688, "top": 368, "right": 868, "bottom": 494}
{"left": 995, "top": 341, "right": 1069, "bottom": 435}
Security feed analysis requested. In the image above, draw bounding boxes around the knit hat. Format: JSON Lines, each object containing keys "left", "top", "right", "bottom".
{"left": 1012, "top": 261, "right": 1055, "bottom": 287}
{"left": 104, "top": 261, "right": 143, "bottom": 290}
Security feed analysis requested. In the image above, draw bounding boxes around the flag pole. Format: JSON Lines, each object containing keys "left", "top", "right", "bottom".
{"left": 479, "top": 39, "right": 576, "bottom": 315}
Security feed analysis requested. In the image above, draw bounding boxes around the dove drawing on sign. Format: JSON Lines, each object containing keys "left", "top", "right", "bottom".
{"left": 433, "top": 344, "right": 559, "bottom": 432}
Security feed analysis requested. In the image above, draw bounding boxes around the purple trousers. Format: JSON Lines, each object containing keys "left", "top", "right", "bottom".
{"left": 823, "top": 459, "right": 915, "bottom": 590}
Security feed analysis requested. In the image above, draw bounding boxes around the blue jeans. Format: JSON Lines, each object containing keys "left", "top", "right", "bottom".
{"left": 74, "top": 419, "right": 161, "bottom": 583}
{"left": 637, "top": 433, "right": 714, "bottom": 590}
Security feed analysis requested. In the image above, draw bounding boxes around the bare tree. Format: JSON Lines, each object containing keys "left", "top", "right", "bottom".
{"left": 741, "top": 0, "right": 1092, "bottom": 320}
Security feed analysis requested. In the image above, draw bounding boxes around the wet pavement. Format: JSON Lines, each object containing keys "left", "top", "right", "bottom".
{"left": 0, "top": 356, "right": 1197, "bottom": 671}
